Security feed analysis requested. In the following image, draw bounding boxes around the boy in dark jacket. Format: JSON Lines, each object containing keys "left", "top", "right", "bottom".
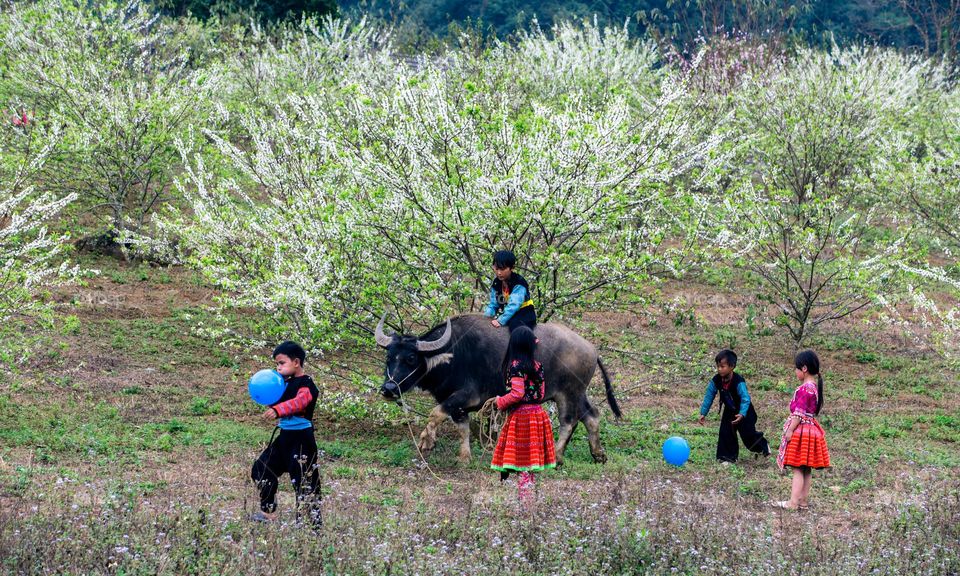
{"left": 484, "top": 250, "right": 537, "bottom": 331}
{"left": 251, "top": 341, "right": 322, "bottom": 526}
{"left": 698, "top": 349, "right": 770, "bottom": 462}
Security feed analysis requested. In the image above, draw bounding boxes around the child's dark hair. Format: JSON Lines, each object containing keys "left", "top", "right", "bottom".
{"left": 273, "top": 341, "right": 306, "bottom": 366}
{"left": 492, "top": 250, "right": 516, "bottom": 269}
{"left": 714, "top": 349, "right": 737, "bottom": 368}
{"left": 794, "top": 349, "right": 823, "bottom": 415}
{"left": 503, "top": 326, "right": 538, "bottom": 381}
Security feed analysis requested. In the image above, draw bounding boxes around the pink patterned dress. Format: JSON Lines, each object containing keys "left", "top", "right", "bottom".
{"left": 490, "top": 361, "right": 557, "bottom": 473}
{"left": 777, "top": 382, "right": 830, "bottom": 470}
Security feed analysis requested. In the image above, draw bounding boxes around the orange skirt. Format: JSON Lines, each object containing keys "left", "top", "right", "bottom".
{"left": 779, "top": 417, "right": 830, "bottom": 469}
{"left": 491, "top": 404, "right": 557, "bottom": 472}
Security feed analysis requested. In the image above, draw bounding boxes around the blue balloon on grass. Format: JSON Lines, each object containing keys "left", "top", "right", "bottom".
{"left": 662, "top": 436, "right": 690, "bottom": 467}
{"left": 248, "top": 369, "right": 285, "bottom": 405}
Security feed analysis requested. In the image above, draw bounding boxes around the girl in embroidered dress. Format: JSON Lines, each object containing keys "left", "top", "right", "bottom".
{"left": 490, "top": 326, "right": 557, "bottom": 505}
{"left": 775, "top": 349, "right": 830, "bottom": 510}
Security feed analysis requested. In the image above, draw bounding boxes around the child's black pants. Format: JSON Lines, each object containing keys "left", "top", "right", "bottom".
{"left": 251, "top": 427, "right": 321, "bottom": 523}
{"left": 505, "top": 305, "right": 537, "bottom": 331}
{"left": 716, "top": 405, "right": 769, "bottom": 462}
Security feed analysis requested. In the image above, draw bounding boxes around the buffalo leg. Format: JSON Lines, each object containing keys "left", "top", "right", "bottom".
{"left": 581, "top": 398, "right": 607, "bottom": 464}
{"left": 418, "top": 405, "right": 449, "bottom": 456}
{"left": 454, "top": 416, "right": 472, "bottom": 463}
{"left": 552, "top": 395, "right": 579, "bottom": 466}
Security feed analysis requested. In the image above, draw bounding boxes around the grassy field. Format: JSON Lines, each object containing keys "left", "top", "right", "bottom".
{"left": 0, "top": 256, "right": 958, "bottom": 575}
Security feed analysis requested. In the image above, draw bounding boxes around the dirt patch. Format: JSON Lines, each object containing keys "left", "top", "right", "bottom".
{"left": 53, "top": 268, "right": 216, "bottom": 320}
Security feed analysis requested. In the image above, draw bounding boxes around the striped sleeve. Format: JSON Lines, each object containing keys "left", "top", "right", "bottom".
{"left": 272, "top": 386, "right": 314, "bottom": 417}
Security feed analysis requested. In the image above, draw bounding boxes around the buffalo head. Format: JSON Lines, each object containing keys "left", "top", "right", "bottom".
{"left": 375, "top": 315, "right": 452, "bottom": 399}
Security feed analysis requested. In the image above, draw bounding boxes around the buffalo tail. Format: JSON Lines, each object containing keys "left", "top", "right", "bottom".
{"left": 597, "top": 357, "right": 622, "bottom": 419}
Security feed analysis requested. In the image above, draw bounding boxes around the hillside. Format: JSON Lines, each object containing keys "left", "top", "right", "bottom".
{"left": 0, "top": 255, "right": 957, "bottom": 574}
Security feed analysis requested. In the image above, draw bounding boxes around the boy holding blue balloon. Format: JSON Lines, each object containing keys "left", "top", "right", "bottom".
{"left": 250, "top": 341, "right": 322, "bottom": 526}
{"left": 698, "top": 349, "right": 770, "bottom": 463}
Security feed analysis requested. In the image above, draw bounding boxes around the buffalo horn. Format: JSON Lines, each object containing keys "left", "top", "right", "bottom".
{"left": 416, "top": 319, "right": 452, "bottom": 352}
{"left": 374, "top": 314, "right": 394, "bottom": 348}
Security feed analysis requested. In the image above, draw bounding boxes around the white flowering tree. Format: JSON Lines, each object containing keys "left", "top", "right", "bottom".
{"left": 896, "top": 97, "right": 960, "bottom": 253}
{"left": 3, "top": 0, "right": 219, "bottom": 247}
{"left": 336, "top": 62, "right": 721, "bottom": 325}
{"left": 720, "top": 47, "right": 937, "bottom": 346}
{"left": 170, "top": 106, "right": 361, "bottom": 350}
{"left": 0, "top": 116, "right": 77, "bottom": 321}
{"left": 223, "top": 15, "right": 396, "bottom": 111}
{"left": 171, "top": 19, "right": 723, "bottom": 348}
{"left": 877, "top": 91, "right": 960, "bottom": 355}
{"left": 505, "top": 18, "right": 662, "bottom": 105}
{"left": 161, "top": 17, "right": 402, "bottom": 348}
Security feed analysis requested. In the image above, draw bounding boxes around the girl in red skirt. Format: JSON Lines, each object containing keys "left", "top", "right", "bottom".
{"left": 490, "top": 326, "right": 556, "bottom": 505}
{"left": 775, "top": 349, "right": 830, "bottom": 510}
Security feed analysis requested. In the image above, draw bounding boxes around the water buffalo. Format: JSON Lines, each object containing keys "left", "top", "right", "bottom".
{"left": 375, "top": 314, "right": 622, "bottom": 464}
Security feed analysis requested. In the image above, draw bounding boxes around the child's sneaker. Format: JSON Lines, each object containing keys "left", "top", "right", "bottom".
{"left": 250, "top": 510, "right": 277, "bottom": 523}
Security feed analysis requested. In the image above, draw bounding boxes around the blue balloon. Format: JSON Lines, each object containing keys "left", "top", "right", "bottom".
{"left": 248, "top": 369, "right": 285, "bottom": 405}
{"left": 662, "top": 436, "right": 690, "bottom": 467}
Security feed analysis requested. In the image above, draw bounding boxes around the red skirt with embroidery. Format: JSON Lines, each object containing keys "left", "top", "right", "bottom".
{"left": 778, "top": 417, "right": 830, "bottom": 469}
{"left": 491, "top": 404, "right": 557, "bottom": 472}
